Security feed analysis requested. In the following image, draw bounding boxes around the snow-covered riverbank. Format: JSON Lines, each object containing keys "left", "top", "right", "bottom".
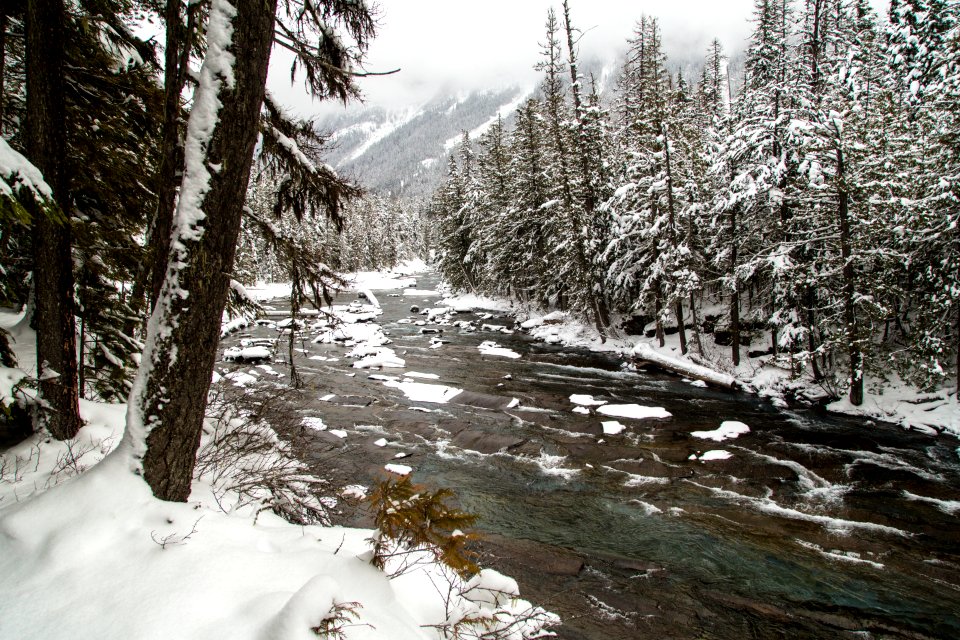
{"left": 0, "top": 265, "right": 558, "bottom": 640}
{"left": 437, "top": 287, "right": 960, "bottom": 439}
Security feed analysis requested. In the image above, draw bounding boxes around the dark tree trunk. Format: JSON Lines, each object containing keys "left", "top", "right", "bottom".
{"left": 288, "top": 263, "right": 302, "bottom": 389}
{"left": 805, "top": 288, "right": 823, "bottom": 382}
{"left": 661, "top": 122, "right": 686, "bottom": 353}
{"left": 729, "top": 204, "right": 741, "bottom": 366}
{"left": 143, "top": 1, "right": 201, "bottom": 311}
{"left": 654, "top": 284, "right": 665, "bottom": 348}
{"left": 26, "top": 0, "right": 82, "bottom": 440}
{"left": 136, "top": 0, "right": 278, "bottom": 502}
{"left": 675, "top": 300, "right": 688, "bottom": 355}
{"left": 837, "top": 150, "right": 862, "bottom": 405}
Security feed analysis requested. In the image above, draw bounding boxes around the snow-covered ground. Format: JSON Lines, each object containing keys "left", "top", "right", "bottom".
{"left": 0, "top": 273, "right": 558, "bottom": 640}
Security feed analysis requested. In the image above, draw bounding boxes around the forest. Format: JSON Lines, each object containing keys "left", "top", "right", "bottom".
{"left": 0, "top": 0, "right": 431, "bottom": 498}
{"left": 1, "top": 1, "right": 960, "bottom": 638}
{"left": 430, "top": 0, "right": 960, "bottom": 407}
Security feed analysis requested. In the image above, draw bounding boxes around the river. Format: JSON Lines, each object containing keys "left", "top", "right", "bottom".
{"left": 219, "top": 272, "right": 960, "bottom": 639}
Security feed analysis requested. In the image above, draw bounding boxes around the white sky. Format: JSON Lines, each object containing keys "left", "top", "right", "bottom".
{"left": 268, "top": 0, "right": 891, "bottom": 117}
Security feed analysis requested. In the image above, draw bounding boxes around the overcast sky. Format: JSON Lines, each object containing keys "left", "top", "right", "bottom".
{"left": 267, "top": 0, "right": 890, "bottom": 117}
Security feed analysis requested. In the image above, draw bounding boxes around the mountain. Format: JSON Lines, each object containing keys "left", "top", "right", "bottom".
{"left": 316, "top": 52, "right": 743, "bottom": 199}
{"left": 318, "top": 87, "right": 531, "bottom": 198}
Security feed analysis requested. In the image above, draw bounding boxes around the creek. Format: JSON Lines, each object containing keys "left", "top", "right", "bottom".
{"left": 220, "top": 272, "right": 960, "bottom": 639}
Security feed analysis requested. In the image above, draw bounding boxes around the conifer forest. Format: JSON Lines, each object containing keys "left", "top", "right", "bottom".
{"left": 2, "top": 1, "right": 960, "bottom": 639}
{"left": 431, "top": 0, "right": 960, "bottom": 407}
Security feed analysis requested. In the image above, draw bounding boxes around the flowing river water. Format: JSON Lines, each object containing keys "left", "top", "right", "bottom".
{"left": 219, "top": 273, "right": 960, "bottom": 639}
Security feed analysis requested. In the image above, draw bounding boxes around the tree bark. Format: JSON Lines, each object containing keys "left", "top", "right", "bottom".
{"left": 729, "top": 204, "right": 741, "bottom": 366}
{"left": 661, "top": 121, "right": 687, "bottom": 353}
{"left": 144, "top": 1, "right": 201, "bottom": 311}
{"left": 26, "top": 0, "right": 83, "bottom": 440}
{"left": 130, "top": 0, "right": 278, "bottom": 502}
{"left": 689, "top": 292, "right": 704, "bottom": 355}
{"left": 837, "top": 149, "right": 862, "bottom": 405}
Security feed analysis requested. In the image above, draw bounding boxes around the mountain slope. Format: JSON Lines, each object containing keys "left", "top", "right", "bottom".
{"left": 320, "top": 87, "right": 530, "bottom": 197}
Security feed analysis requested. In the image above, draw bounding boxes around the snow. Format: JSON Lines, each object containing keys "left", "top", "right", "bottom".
{"left": 691, "top": 421, "right": 751, "bottom": 442}
{"left": 572, "top": 406, "right": 590, "bottom": 415}
{"left": 477, "top": 340, "right": 520, "bottom": 359}
{"left": 688, "top": 450, "right": 734, "bottom": 461}
{"left": 596, "top": 404, "right": 672, "bottom": 420}
{"left": 357, "top": 287, "right": 381, "bottom": 309}
{"left": 570, "top": 394, "right": 607, "bottom": 406}
{"left": 440, "top": 293, "right": 514, "bottom": 313}
{"left": 351, "top": 348, "right": 405, "bottom": 369}
{"left": 602, "top": 420, "right": 626, "bottom": 435}
{"left": 223, "top": 346, "right": 271, "bottom": 362}
{"left": 244, "top": 282, "right": 292, "bottom": 302}
{"left": 220, "top": 317, "right": 250, "bottom": 337}
{"left": 329, "top": 429, "right": 348, "bottom": 439}
{"left": 373, "top": 438, "right": 388, "bottom": 447}
{"left": 697, "top": 450, "right": 733, "bottom": 461}
{"left": 0, "top": 136, "right": 53, "bottom": 200}
{"left": 345, "top": 260, "right": 427, "bottom": 291}
{"left": 224, "top": 371, "right": 258, "bottom": 387}
{"left": 384, "top": 463, "right": 413, "bottom": 475}
{"left": 0, "top": 370, "right": 555, "bottom": 640}
{"left": 381, "top": 380, "right": 463, "bottom": 404}
{"left": 404, "top": 371, "right": 440, "bottom": 380}
{"left": 301, "top": 417, "right": 327, "bottom": 431}
{"left": 403, "top": 289, "right": 440, "bottom": 297}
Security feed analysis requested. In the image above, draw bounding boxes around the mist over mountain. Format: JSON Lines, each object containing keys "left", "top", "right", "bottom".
{"left": 318, "top": 87, "right": 530, "bottom": 198}
{"left": 316, "top": 51, "right": 744, "bottom": 198}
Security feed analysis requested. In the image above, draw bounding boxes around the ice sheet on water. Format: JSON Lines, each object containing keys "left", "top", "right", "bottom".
{"left": 382, "top": 380, "right": 464, "bottom": 404}
{"left": 597, "top": 404, "right": 671, "bottom": 420}
{"left": 477, "top": 340, "right": 520, "bottom": 359}
{"left": 691, "top": 421, "right": 750, "bottom": 442}
{"left": 384, "top": 463, "right": 412, "bottom": 475}
{"left": 405, "top": 371, "right": 440, "bottom": 379}
{"left": 602, "top": 421, "right": 626, "bottom": 435}
{"left": 698, "top": 450, "right": 733, "bottom": 461}
{"left": 569, "top": 394, "right": 607, "bottom": 406}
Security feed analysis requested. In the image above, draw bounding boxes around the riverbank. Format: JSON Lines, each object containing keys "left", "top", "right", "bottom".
{"left": 434, "top": 288, "right": 960, "bottom": 439}
{"left": 0, "top": 284, "right": 558, "bottom": 640}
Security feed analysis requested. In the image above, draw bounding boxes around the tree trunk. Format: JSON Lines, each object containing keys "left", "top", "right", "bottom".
{"left": 145, "top": 1, "right": 201, "bottom": 310}
{"left": 654, "top": 284, "right": 665, "bottom": 347}
{"left": 689, "top": 292, "right": 704, "bottom": 355}
{"left": 805, "top": 289, "right": 823, "bottom": 382}
{"left": 729, "top": 204, "right": 741, "bottom": 366}
{"left": 675, "top": 300, "right": 688, "bottom": 355}
{"left": 661, "top": 121, "right": 686, "bottom": 353}
{"left": 288, "top": 263, "right": 302, "bottom": 389}
{"left": 127, "top": 0, "right": 278, "bottom": 502}
{"left": 837, "top": 150, "right": 862, "bottom": 405}
{"left": 26, "top": 0, "right": 82, "bottom": 440}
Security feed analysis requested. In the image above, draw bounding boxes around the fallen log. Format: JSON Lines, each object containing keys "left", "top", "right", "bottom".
{"left": 631, "top": 344, "right": 744, "bottom": 391}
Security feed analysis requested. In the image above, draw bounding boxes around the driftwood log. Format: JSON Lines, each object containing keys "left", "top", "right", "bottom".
{"left": 631, "top": 344, "right": 745, "bottom": 391}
